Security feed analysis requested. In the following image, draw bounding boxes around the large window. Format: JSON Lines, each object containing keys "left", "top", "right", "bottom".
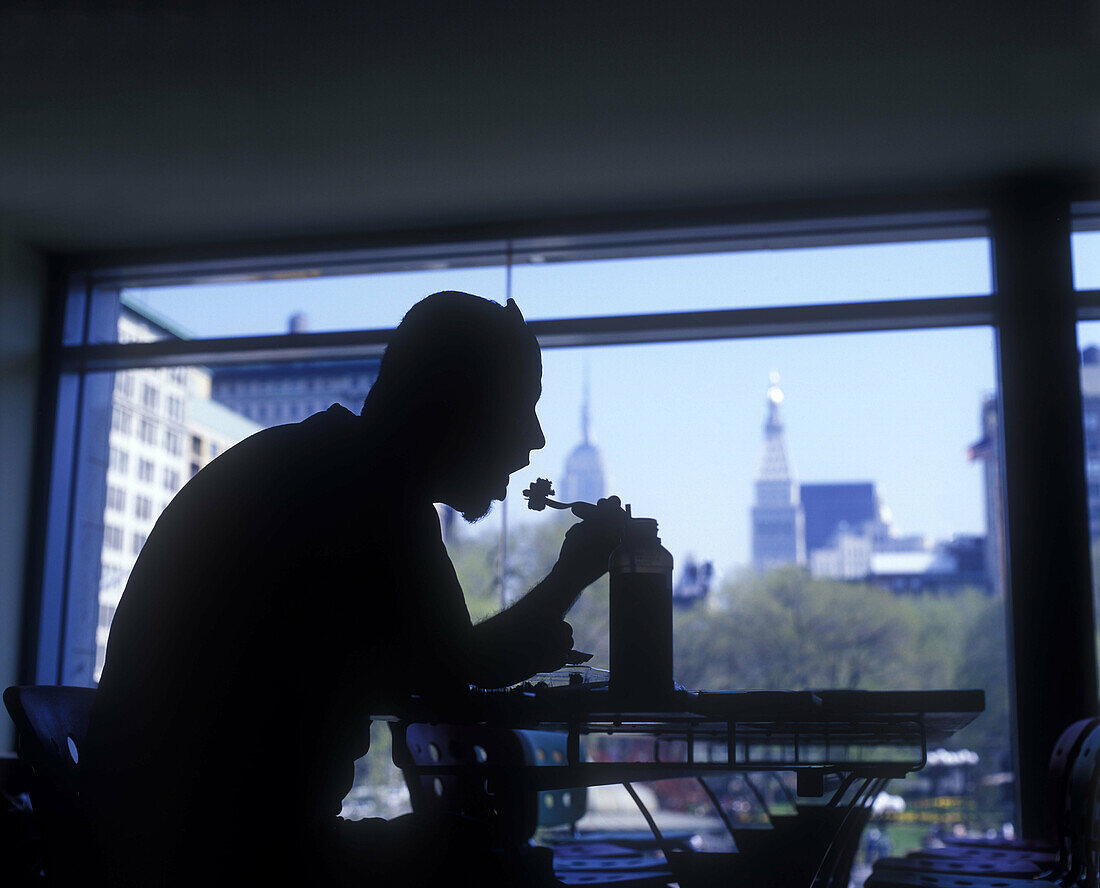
{"left": 1072, "top": 214, "right": 1100, "bottom": 688}
{"left": 37, "top": 214, "right": 1022, "bottom": 873}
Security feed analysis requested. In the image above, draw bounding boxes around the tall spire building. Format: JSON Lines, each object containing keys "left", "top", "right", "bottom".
{"left": 560, "top": 371, "right": 606, "bottom": 504}
{"left": 751, "top": 373, "right": 806, "bottom": 570}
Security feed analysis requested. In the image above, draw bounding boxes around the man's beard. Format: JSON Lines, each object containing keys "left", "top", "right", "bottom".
{"left": 461, "top": 499, "right": 495, "bottom": 523}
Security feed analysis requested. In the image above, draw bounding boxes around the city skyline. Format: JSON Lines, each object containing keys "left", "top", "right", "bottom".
{"left": 123, "top": 238, "right": 1000, "bottom": 586}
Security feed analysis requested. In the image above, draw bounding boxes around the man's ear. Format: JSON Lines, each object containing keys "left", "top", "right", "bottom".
{"left": 506, "top": 298, "right": 526, "bottom": 322}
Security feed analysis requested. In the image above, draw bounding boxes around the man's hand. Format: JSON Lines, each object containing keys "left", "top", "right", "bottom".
{"left": 528, "top": 619, "right": 576, "bottom": 674}
{"left": 554, "top": 496, "right": 626, "bottom": 590}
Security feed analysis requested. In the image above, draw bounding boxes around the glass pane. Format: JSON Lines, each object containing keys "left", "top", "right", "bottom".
{"left": 1077, "top": 322, "right": 1100, "bottom": 688}
{"left": 442, "top": 328, "right": 1011, "bottom": 869}
{"left": 60, "top": 243, "right": 1006, "bottom": 876}
{"left": 510, "top": 238, "right": 992, "bottom": 320}
{"left": 75, "top": 302, "right": 424, "bottom": 818}
{"left": 75, "top": 322, "right": 1009, "bottom": 855}
{"left": 1073, "top": 230, "right": 1100, "bottom": 290}
{"left": 113, "top": 265, "right": 508, "bottom": 341}
{"left": 109, "top": 238, "right": 991, "bottom": 343}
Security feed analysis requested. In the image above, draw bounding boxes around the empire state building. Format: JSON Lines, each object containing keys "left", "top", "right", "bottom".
{"left": 560, "top": 378, "right": 606, "bottom": 504}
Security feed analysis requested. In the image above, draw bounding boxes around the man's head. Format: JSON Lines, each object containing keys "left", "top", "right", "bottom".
{"left": 363, "top": 291, "right": 545, "bottom": 520}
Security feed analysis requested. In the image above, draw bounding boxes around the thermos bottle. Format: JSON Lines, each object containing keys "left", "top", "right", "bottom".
{"left": 608, "top": 514, "right": 674, "bottom": 704}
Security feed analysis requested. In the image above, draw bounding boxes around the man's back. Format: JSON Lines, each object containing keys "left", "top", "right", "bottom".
{"left": 84, "top": 405, "right": 473, "bottom": 884}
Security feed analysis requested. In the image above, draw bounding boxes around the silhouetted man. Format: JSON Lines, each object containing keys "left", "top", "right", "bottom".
{"left": 84, "top": 293, "right": 624, "bottom": 887}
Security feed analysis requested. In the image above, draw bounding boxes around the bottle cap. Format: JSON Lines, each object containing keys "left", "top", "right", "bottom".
{"left": 625, "top": 516, "right": 660, "bottom": 543}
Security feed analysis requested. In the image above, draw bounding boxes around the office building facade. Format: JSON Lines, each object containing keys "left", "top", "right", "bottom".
{"left": 751, "top": 376, "right": 806, "bottom": 570}
{"left": 97, "top": 305, "right": 261, "bottom": 679}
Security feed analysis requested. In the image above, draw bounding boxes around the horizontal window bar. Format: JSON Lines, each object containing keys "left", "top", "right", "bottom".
{"left": 1076, "top": 292, "right": 1100, "bottom": 320}
{"left": 1072, "top": 202, "right": 1100, "bottom": 230}
{"left": 533, "top": 295, "right": 993, "bottom": 349}
{"left": 82, "top": 211, "right": 990, "bottom": 290}
{"left": 60, "top": 295, "right": 993, "bottom": 371}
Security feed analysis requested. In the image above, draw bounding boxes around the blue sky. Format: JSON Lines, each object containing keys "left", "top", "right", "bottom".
{"left": 124, "top": 237, "right": 1020, "bottom": 584}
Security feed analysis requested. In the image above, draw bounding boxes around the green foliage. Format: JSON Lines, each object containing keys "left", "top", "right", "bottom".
{"left": 448, "top": 521, "right": 1012, "bottom": 781}
{"left": 684, "top": 568, "right": 1011, "bottom": 782}
{"left": 950, "top": 592, "right": 1012, "bottom": 770}
{"left": 355, "top": 515, "right": 1016, "bottom": 824}
{"left": 676, "top": 566, "right": 918, "bottom": 691}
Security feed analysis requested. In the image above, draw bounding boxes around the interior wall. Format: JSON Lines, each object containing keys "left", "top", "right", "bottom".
{"left": 0, "top": 226, "right": 45, "bottom": 752}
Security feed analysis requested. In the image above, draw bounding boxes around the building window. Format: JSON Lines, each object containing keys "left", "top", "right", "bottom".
{"left": 108, "top": 447, "right": 129, "bottom": 475}
{"left": 190, "top": 462, "right": 201, "bottom": 478}
{"left": 191, "top": 434, "right": 202, "bottom": 455}
{"left": 115, "top": 373, "right": 135, "bottom": 400}
{"left": 165, "top": 430, "right": 182, "bottom": 455}
{"left": 106, "top": 486, "right": 125, "bottom": 511}
{"left": 166, "top": 395, "right": 184, "bottom": 422}
{"left": 163, "top": 467, "right": 180, "bottom": 491}
{"left": 135, "top": 495, "right": 152, "bottom": 521}
{"left": 98, "top": 602, "right": 117, "bottom": 632}
{"left": 131, "top": 532, "right": 148, "bottom": 555}
{"left": 104, "top": 525, "right": 124, "bottom": 551}
{"left": 141, "top": 383, "right": 159, "bottom": 412}
{"left": 139, "top": 418, "right": 157, "bottom": 444}
{"left": 137, "top": 459, "right": 155, "bottom": 483}
{"left": 111, "top": 407, "right": 132, "bottom": 435}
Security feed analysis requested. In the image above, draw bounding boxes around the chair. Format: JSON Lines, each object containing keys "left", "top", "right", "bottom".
{"left": 890, "top": 716, "right": 1100, "bottom": 875}
{"left": 687, "top": 773, "right": 881, "bottom": 888}
{"left": 866, "top": 718, "right": 1100, "bottom": 888}
{"left": 939, "top": 717, "right": 1100, "bottom": 854}
{"left": 394, "top": 722, "right": 677, "bottom": 886}
{"left": 3, "top": 685, "right": 99, "bottom": 887}
{"left": 521, "top": 733, "right": 698, "bottom": 860}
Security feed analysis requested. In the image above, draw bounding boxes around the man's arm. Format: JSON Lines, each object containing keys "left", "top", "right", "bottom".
{"left": 463, "top": 498, "right": 625, "bottom": 688}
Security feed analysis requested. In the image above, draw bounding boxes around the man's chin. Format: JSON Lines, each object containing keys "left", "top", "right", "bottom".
{"left": 461, "top": 500, "right": 494, "bottom": 523}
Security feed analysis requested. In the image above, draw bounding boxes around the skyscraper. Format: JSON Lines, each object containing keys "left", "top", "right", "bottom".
{"left": 97, "top": 303, "right": 261, "bottom": 680}
{"left": 801, "top": 482, "right": 879, "bottom": 555}
{"left": 560, "top": 372, "right": 606, "bottom": 505}
{"left": 751, "top": 374, "right": 806, "bottom": 570}
{"left": 210, "top": 313, "right": 379, "bottom": 427}
{"left": 967, "top": 394, "right": 1005, "bottom": 597}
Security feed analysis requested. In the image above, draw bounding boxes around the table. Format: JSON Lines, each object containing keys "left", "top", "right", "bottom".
{"left": 384, "top": 686, "right": 985, "bottom": 888}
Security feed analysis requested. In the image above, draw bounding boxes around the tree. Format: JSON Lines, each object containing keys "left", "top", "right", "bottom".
{"left": 448, "top": 511, "right": 613, "bottom": 664}
{"left": 363, "top": 522, "right": 1013, "bottom": 827}
{"left": 675, "top": 567, "right": 919, "bottom": 691}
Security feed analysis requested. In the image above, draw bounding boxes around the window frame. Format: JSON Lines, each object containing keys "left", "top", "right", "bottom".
{"left": 22, "top": 199, "right": 1100, "bottom": 840}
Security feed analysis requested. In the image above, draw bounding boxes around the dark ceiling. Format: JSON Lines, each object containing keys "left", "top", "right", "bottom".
{"left": 2, "top": 2, "right": 1099, "bottom": 255}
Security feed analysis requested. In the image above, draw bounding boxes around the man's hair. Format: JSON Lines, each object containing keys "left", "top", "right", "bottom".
{"left": 362, "top": 291, "right": 539, "bottom": 422}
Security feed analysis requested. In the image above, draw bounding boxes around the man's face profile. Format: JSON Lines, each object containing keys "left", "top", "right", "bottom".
{"left": 362, "top": 292, "right": 546, "bottom": 522}
{"left": 445, "top": 360, "right": 546, "bottom": 523}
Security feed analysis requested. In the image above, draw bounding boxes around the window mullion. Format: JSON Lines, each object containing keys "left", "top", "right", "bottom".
{"left": 993, "top": 181, "right": 1099, "bottom": 838}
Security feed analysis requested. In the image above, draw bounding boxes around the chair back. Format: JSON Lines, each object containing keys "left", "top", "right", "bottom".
{"left": 396, "top": 723, "right": 586, "bottom": 846}
{"left": 3, "top": 685, "right": 97, "bottom": 886}
{"left": 1063, "top": 719, "right": 1100, "bottom": 886}
{"left": 516, "top": 730, "right": 588, "bottom": 831}
{"left": 1042, "top": 717, "right": 1100, "bottom": 848}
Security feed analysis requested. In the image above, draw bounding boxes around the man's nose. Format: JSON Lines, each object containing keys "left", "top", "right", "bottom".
{"left": 530, "top": 415, "right": 546, "bottom": 452}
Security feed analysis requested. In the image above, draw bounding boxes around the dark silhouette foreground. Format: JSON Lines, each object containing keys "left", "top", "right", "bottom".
{"left": 83, "top": 293, "right": 624, "bottom": 887}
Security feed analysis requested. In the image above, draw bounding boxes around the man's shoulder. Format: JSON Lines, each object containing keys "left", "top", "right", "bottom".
{"left": 226, "top": 403, "right": 361, "bottom": 470}
{"left": 301, "top": 402, "right": 359, "bottom": 430}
